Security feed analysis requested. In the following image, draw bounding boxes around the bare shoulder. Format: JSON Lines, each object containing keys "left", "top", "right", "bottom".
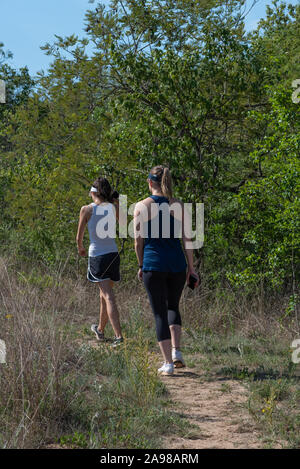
{"left": 141, "top": 196, "right": 154, "bottom": 206}
{"left": 168, "top": 197, "right": 184, "bottom": 221}
{"left": 80, "top": 204, "right": 93, "bottom": 220}
{"left": 134, "top": 197, "right": 153, "bottom": 213}
{"left": 80, "top": 204, "right": 92, "bottom": 213}
{"left": 169, "top": 197, "right": 183, "bottom": 208}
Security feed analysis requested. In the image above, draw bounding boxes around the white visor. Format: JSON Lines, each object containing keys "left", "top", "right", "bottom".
{"left": 90, "top": 186, "right": 98, "bottom": 193}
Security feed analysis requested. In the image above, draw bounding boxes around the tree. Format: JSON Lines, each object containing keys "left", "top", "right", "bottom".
{"left": 1, "top": 1, "right": 298, "bottom": 291}
{"left": 0, "top": 43, "right": 34, "bottom": 244}
{"left": 227, "top": 84, "right": 299, "bottom": 291}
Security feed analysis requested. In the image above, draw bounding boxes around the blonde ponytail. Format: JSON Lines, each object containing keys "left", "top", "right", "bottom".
{"left": 161, "top": 167, "right": 173, "bottom": 200}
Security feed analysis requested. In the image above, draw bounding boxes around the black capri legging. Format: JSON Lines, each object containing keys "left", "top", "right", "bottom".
{"left": 143, "top": 270, "right": 186, "bottom": 342}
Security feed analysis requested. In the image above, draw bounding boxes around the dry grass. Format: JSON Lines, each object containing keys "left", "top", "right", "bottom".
{"left": 180, "top": 277, "right": 299, "bottom": 341}
{"left": 0, "top": 257, "right": 91, "bottom": 447}
{"left": 0, "top": 256, "right": 188, "bottom": 448}
{"left": 0, "top": 255, "right": 299, "bottom": 448}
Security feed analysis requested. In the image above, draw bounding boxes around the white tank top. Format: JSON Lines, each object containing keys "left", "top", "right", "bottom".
{"left": 87, "top": 202, "right": 118, "bottom": 257}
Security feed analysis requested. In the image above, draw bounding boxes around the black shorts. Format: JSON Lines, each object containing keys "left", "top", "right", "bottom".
{"left": 87, "top": 252, "right": 120, "bottom": 283}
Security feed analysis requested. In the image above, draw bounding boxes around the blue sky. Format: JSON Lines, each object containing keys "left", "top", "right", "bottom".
{"left": 0, "top": 0, "right": 298, "bottom": 76}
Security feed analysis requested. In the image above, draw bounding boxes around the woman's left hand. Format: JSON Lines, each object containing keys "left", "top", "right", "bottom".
{"left": 78, "top": 246, "right": 87, "bottom": 257}
{"left": 187, "top": 268, "right": 200, "bottom": 288}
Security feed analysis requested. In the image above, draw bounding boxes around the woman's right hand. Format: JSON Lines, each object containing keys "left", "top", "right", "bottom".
{"left": 137, "top": 268, "right": 143, "bottom": 281}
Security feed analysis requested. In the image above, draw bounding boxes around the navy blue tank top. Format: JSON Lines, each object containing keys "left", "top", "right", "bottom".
{"left": 142, "top": 195, "right": 187, "bottom": 272}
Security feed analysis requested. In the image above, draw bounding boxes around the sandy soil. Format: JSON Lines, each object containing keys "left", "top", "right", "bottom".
{"left": 160, "top": 364, "right": 263, "bottom": 449}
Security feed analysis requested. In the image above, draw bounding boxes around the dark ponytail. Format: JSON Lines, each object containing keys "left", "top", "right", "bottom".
{"left": 92, "top": 177, "right": 113, "bottom": 202}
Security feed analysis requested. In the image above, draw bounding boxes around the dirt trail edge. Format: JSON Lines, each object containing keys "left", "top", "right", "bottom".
{"left": 160, "top": 362, "right": 263, "bottom": 449}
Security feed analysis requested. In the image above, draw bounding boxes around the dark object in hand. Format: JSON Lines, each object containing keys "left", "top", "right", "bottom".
{"left": 187, "top": 274, "right": 198, "bottom": 290}
{"left": 111, "top": 190, "right": 119, "bottom": 199}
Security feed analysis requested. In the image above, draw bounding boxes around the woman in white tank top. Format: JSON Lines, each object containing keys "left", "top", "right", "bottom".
{"left": 76, "top": 177, "right": 123, "bottom": 347}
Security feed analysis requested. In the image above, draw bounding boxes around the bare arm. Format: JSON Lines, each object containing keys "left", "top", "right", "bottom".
{"left": 112, "top": 198, "right": 119, "bottom": 221}
{"left": 180, "top": 200, "right": 200, "bottom": 286}
{"left": 134, "top": 202, "right": 145, "bottom": 279}
{"left": 76, "top": 205, "right": 90, "bottom": 256}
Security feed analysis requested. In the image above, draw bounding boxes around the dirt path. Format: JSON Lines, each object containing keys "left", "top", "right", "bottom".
{"left": 78, "top": 335, "right": 264, "bottom": 448}
{"left": 161, "top": 363, "right": 263, "bottom": 449}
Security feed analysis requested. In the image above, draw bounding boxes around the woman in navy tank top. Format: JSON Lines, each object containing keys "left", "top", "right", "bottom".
{"left": 134, "top": 166, "right": 200, "bottom": 375}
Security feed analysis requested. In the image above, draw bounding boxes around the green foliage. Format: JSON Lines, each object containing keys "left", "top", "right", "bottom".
{"left": 0, "top": 1, "right": 299, "bottom": 291}
{"left": 227, "top": 85, "right": 299, "bottom": 287}
{"left": 0, "top": 43, "right": 34, "bottom": 230}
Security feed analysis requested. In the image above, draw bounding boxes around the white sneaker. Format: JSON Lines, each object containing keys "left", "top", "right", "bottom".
{"left": 172, "top": 349, "right": 186, "bottom": 368}
{"left": 157, "top": 362, "right": 174, "bottom": 376}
